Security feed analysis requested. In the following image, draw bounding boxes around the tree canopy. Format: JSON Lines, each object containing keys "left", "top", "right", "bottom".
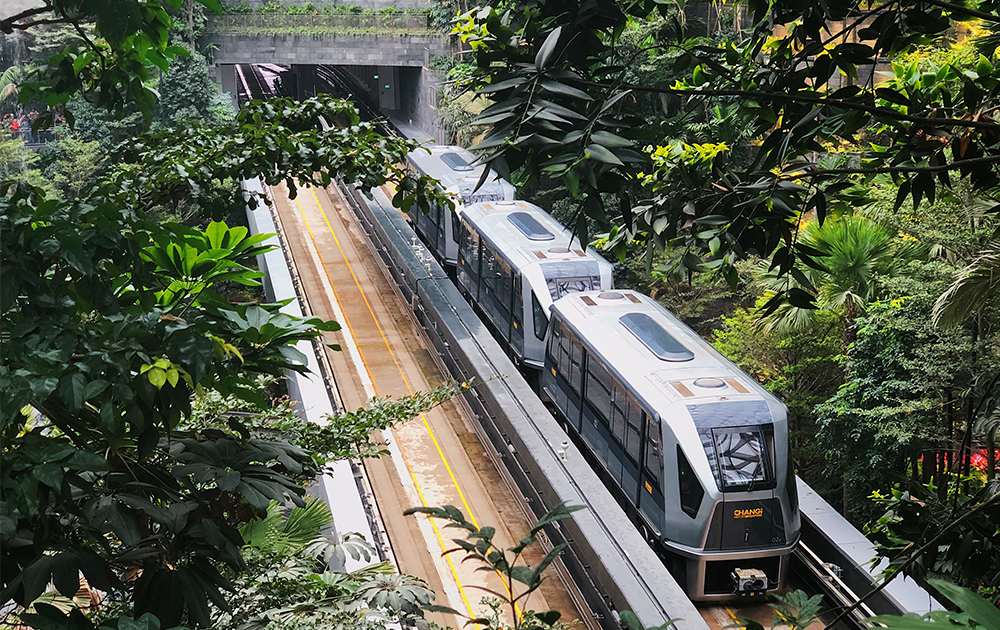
{"left": 454, "top": 0, "right": 1000, "bottom": 308}
{"left": 1, "top": 2, "right": 454, "bottom": 628}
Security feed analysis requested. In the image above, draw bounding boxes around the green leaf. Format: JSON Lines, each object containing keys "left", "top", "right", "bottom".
{"left": 929, "top": 578, "right": 1000, "bottom": 628}
{"left": 147, "top": 368, "right": 167, "bottom": 389}
{"left": 535, "top": 27, "right": 563, "bottom": 71}
{"left": 586, "top": 144, "right": 624, "bottom": 166}
{"left": 34, "top": 463, "right": 64, "bottom": 490}
{"left": 59, "top": 372, "right": 87, "bottom": 411}
{"left": 590, "top": 131, "right": 632, "bottom": 148}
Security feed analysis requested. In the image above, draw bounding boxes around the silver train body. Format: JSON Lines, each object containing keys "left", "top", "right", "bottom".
{"left": 454, "top": 200, "right": 614, "bottom": 369}
{"left": 405, "top": 145, "right": 516, "bottom": 266}
{"left": 542, "top": 289, "right": 800, "bottom": 601}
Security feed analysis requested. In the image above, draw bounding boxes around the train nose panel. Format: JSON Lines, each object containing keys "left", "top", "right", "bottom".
{"left": 725, "top": 499, "right": 773, "bottom": 548}
{"left": 706, "top": 498, "right": 786, "bottom": 550}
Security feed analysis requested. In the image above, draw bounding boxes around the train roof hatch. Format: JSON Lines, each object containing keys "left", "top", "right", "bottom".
{"left": 441, "top": 152, "right": 475, "bottom": 171}
{"left": 508, "top": 212, "right": 555, "bottom": 241}
{"left": 620, "top": 312, "right": 695, "bottom": 362}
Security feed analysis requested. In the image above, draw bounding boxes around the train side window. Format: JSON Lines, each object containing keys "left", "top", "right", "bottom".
{"left": 568, "top": 338, "right": 584, "bottom": 394}
{"left": 585, "top": 358, "right": 613, "bottom": 422}
{"left": 611, "top": 385, "right": 627, "bottom": 446}
{"left": 557, "top": 324, "right": 572, "bottom": 377}
{"left": 532, "top": 293, "right": 548, "bottom": 341}
{"left": 644, "top": 415, "right": 663, "bottom": 489}
{"left": 452, "top": 210, "right": 461, "bottom": 245}
{"left": 482, "top": 247, "right": 496, "bottom": 292}
{"left": 546, "top": 319, "right": 562, "bottom": 364}
{"left": 625, "top": 398, "right": 643, "bottom": 463}
{"left": 512, "top": 274, "right": 523, "bottom": 326}
{"left": 458, "top": 222, "right": 470, "bottom": 260}
{"left": 677, "top": 446, "right": 703, "bottom": 518}
{"left": 498, "top": 260, "right": 512, "bottom": 315}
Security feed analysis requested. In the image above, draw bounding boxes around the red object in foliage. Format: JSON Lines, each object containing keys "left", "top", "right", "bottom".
{"left": 11, "top": 120, "right": 18, "bottom": 131}
{"left": 971, "top": 453, "right": 988, "bottom": 472}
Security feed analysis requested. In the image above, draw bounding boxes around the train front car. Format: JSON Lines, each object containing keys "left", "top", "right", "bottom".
{"left": 404, "top": 145, "right": 516, "bottom": 266}
{"left": 456, "top": 200, "right": 614, "bottom": 371}
{"left": 543, "top": 290, "right": 800, "bottom": 602}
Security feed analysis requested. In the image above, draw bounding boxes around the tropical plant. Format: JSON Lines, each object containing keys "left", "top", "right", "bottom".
{"left": 752, "top": 215, "right": 927, "bottom": 346}
{"left": 448, "top": 0, "right": 1000, "bottom": 312}
{"left": 239, "top": 498, "right": 376, "bottom": 569}
{"left": 403, "top": 503, "right": 586, "bottom": 630}
{"left": 933, "top": 242, "right": 1000, "bottom": 327}
{"left": 735, "top": 590, "right": 825, "bottom": 630}
{"left": 815, "top": 281, "right": 981, "bottom": 520}
{"left": 869, "top": 579, "right": 1000, "bottom": 629}
{"left": 867, "top": 478, "right": 1000, "bottom": 593}
{"left": 2, "top": 90, "right": 451, "bottom": 630}
{"left": 0, "top": 65, "right": 22, "bottom": 103}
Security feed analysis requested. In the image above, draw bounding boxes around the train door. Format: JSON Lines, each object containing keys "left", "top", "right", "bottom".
{"left": 510, "top": 274, "right": 524, "bottom": 359}
{"left": 639, "top": 413, "right": 665, "bottom": 535}
{"left": 622, "top": 395, "right": 643, "bottom": 506}
{"left": 545, "top": 319, "right": 584, "bottom": 431}
{"left": 582, "top": 355, "right": 613, "bottom": 472}
{"left": 480, "top": 245, "right": 501, "bottom": 335}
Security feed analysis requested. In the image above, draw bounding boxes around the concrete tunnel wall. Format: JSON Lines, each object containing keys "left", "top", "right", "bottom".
{"left": 201, "top": 32, "right": 451, "bottom": 67}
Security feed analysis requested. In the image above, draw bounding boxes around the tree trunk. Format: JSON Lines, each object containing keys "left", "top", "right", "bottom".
{"left": 187, "top": 0, "right": 195, "bottom": 49}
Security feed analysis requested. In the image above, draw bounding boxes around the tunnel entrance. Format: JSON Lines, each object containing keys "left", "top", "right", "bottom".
{"left": 230, "top": 63, "right": 442, "bottom": 141}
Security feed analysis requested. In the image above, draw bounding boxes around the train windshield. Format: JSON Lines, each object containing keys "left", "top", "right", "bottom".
{"left": 542, "top": 262, "right": 602, "bottom": 300}
{"left": 708, "top": 428, "right": 771, "bottom": 490}
{"left": 686, "top": 401, "right": 776, "bottom": 492}
{"left": 459, "top": 181, "right": 508, "bottom": 204}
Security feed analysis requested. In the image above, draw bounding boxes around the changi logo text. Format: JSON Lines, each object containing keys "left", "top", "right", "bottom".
{"left": 733, "top": 507, "right": 763, "bottom": 519}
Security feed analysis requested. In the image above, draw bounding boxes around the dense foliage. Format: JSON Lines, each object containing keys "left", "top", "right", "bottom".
{"left": 0, "top": 2, "right": 459, "bottom": 627}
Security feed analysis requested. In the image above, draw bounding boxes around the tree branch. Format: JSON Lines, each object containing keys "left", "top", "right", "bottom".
{"left": 613, "top": 83, "right": 1000, "bottom": 132}
{"left": 915, "top": 0, "right": 1000, "bottom": 23}
{"left": 795, "top": 153, "right": 1000, "bottom": 177}
{"left": 0, "top": 3, "right": 53, "bottom": 33}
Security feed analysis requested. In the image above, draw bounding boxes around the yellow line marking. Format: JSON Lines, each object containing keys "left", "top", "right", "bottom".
{"left": 293, "top": 196, "right": 380, "bottom": 394}
{"left": 309, "top": 188, "right": 482, "bottom": 519}
{"left": 307, "top": 185, "right": 524, "bottom": 617}
{"left": 291, "top": 189, "right": 480, "bottom": 625}
{"left": 725, "top": 607, "right": 743, "bottom": 629}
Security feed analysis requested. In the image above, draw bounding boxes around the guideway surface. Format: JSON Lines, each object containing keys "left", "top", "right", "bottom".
{"left": 269, "top": 181, "right": 584, "bottom": 629}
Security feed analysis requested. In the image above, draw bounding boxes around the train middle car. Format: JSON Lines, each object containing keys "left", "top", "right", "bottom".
{"left": 543, "top": 289, "right": 800, "bottom": 602}
{"left": 405, "top": 145, "right": 516, "bottom": 266}
{"left": 455, "top": 200, "right": 614, "bottom": 370}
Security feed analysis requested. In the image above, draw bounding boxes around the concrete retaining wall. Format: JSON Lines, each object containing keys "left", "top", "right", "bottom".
{"left": 202, "top": 32, "right": 450, "bottom": 66}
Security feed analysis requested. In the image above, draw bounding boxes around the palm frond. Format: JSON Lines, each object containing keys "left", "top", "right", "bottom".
{"left": 238, "top": 500, "right": 284, "bottom": 549}
{"left": 238, "top": 496, "right": 335, "bottom": 555}
{"left": 282, "top": 495, "right": 333, "bottom": 547}
{"left": 975, "top": 22, "right": 1000, "bottom": 58}
{"left": 933, "top": 242, "right": 1000, "bottom": 327}
{"left": 0, "top": 66, "right": 23, "bottom": 102}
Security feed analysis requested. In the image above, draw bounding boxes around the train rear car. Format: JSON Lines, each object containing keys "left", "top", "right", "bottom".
{"left": 543, "top": 289, "right": 800, "bottom": 601}
{"left": 456, "top": 200, "right": 613, "bottom": 370}
{"left": 405, "top": 145, "right": 515, "bottom": 266}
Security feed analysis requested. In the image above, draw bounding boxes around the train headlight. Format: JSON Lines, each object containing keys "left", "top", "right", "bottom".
{"left": 731, "top": 568, "right": 768, "bottom": 597}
